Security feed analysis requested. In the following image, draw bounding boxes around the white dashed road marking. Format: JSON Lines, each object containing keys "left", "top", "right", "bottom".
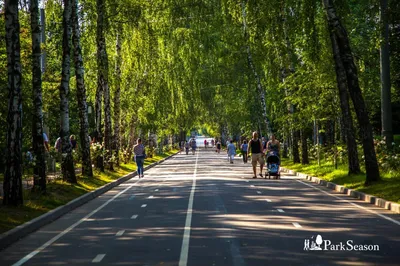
{"left": 265, "top": 199, "right": 272, "bottom": 202}
{"left": 148, "top": 196, "right": 154, "bottom": 199}
{"left": 116, "top": 230, "right": 125, "bottom": 236}
{"left": 155, "top": 189, "right": 159, "bottom": 192}
{"left": 277, "top": 209, "right": 285, "bottom": 213}
{"left": 131, "top": 215, "right": 138, "bottom": 219}
{"left": 141, "top": 204, "right": 147, "bottom": 208}
{"left": 257, "top": 191, "right": 262, "bottom": 194}
{"left": 292, "top": 223, "right": 302, "bottom": 228}
{"left": 92, "top": 254, "right": 106, "bottom": 263}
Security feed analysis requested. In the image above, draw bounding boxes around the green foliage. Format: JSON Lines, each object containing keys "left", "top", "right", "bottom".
{"left": 1, "top": 0, "right": 399, "bottom": 183}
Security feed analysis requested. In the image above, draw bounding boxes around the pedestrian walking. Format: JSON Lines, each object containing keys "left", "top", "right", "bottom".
{"left": 133, "top": 138, "right": 146, "bottom": 178}
{"left": 227, "top": 140, "right": 236, "bottom": 164}
{"left": 248, "top": 131, "right": 264, "bottom": 178}
{"left": 266, "top": 134, "right": 281, "bottom": 168}
{"left": 43, "top": 132, "right": 50, "bottom": 152}
{"left": 261, "top": 136, "right": 267, "bottom": 153}
{"left": 185, "top": 141, "right": 190, "bottom": 155}
{"left": 190, "top": 138, "right": 197, "bottom": 155}
{"left": 216, "top": 140, "right": 221, "bottom": 154}
{"left": 241, "top": 140, "right": 248, "bottom": 163}
{"left": 211, "top": 139, "right": 215, "bottom": 147}
{"left": 204, "top": 139, "right": 207, "bottom": 149}
{"left": 55, "top": 137, "right": 62, "bottom": 152}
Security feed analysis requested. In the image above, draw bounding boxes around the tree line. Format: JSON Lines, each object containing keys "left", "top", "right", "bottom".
{"left": 1, "top": 0, "right": 399, "bottom": 205}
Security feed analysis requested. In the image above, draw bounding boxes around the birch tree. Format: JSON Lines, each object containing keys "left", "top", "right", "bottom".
{"left": 72, "top": 0, "right": 93, "bottom": 177}
{"left": 3, "top": 0, "right": 23, "bottom": 205}
{"left": 30, "top": 0, "right": 47, "bottom": 191}
{"left": 241, "top": 0, "right": 271, "bottom": 136}
{"left": 60, "top": 0, "right": 77, "bottom": 183}
{"left": 380, "top": 0, "right": 393, "bottom": 149}
{"left": 328, "top": 28, "right": 360, "bottom": 174}
{"left": 113, "top": 24, "right": 122, "bottom": 166}
{"left": 96, "top": 0, "right": 112, "bottom": 170}
{"left": 322, "top": 0, "right": 380, "bottom": 183}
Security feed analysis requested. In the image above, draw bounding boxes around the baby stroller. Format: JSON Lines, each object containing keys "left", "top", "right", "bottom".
{"left": 265, "top": 151, "right": 280, "bottom": 179}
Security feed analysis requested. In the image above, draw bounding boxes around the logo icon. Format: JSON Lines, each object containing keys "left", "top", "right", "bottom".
{"left": 304, "top": 234, "right": 323, "bottom": 251}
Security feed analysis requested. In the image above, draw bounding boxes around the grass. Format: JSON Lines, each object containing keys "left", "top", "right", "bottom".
{"left": 281, "top": 157, "right": 400, "bottom": 204}
{"left": 0, "top": 150, "right": 177, "bottom": 234}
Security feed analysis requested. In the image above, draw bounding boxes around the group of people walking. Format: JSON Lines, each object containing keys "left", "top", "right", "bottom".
{"left": 240, "top": 132, "right": 280, "bottom": 178}
{"left": 179, "top": 138, "right": 197, "bottom": 155}
{"left": 132, "top": 132, "right": 280, "bottom": 179}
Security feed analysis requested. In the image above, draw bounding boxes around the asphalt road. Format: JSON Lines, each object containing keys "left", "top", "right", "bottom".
{"left": 1, "top": 149, "right": 399, "bottom": 266}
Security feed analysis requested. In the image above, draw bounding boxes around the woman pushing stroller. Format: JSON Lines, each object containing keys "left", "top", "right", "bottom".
{"left": 266, "top": 134, "right": 280, "bottom": 156}
{"left": 265, "top": 134, "right": 281, "bottom": 179}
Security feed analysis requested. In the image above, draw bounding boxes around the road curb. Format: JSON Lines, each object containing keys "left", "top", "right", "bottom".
{"left": 0, "top": 152, "right": 177, "bottom": 251}
{"left": 280, "top": 167, "right": 400, "bottom": 214}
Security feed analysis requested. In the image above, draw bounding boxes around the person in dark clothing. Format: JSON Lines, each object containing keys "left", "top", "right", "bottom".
{"left": 247, "top": 132, "right": 264, "bottom": 178}
{"left": 241, "top": 140, "right": 248, "bottom": 163}
{"left": 70, "top": 135, "right": 78, "bottom": 150}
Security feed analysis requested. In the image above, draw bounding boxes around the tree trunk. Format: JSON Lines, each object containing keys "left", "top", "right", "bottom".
{"left": 328, "top": 31, "right": 360, "bottom": 174}
{"left": 313, "top": 120, "right": 318, "bottom": 145}
{"left": 72, "top": 0, "right": 92, "bottom": 177}
{"left": 97, "top": 0, "right": 111, "bottom": 170}
{"left": 3, "top": 0, "right": 23, "bottom": 205}
{"left": 323, "top": 0, "right": 380, "bottom": 183}
{"left": 241, "top": 1, "right": 271, "bottom": 135}
{"left": 380, "top": 0, "right": 393, "bottom": 149}
{"left": 113, "top": 24, "right": 122, "bottom": 166}
{"left": 282, "top": 136, "right": 288, "bottom": 158}
{"left": 316, "top": 121, "right": 321, "bottom": 165}
{"left": 126, "top": 116, "right": 136, "bottom": 163}
{"left": 326, "top": 120, "right": 335, "bottom": 148}
{"left": 301, "top": 129, "right": 309, "bottom": 165}
{"left": 30, "top": 0, "right": 46, "bottom": 192}
{"left": 292, "top": 130, "right": 300, "bottom": 164}
{"left": 60, "top": 0, "right": 76, "bottom": 183}
{"left": 339, "top": 116, "right": 347, "bottom": 144}
{"left": 120, "top": 115, "right": 127, "bottom": 150}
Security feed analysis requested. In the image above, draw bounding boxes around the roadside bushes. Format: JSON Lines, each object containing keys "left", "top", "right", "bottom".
{"left": 296, "top": 138, "right": 400, "bottom": 174}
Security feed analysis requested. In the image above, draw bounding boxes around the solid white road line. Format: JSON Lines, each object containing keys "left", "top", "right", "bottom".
{"left": 141, "top": 204, "right": 147, "bottom": 208}
{"left": 179, "top": 150, "right": 199, "bottom": 266}
{"left": 116, "top": 230, "right": 125, "bottom": 236}
{"left": 92, "top": 254, "right": 106, "bottom": 263}
{"left": 277, "top": 209, "right": 285, "bottom": 213}
{"left": 297, "top": 180, "right": 400, "bottom": 226}
{"left": 12, "top": 178, "right": 143, "bottom": 266}
{"left": 292, "top": 223, "right": 302, "bottom": 228}
{"left": 131, "top": 215, "right": 138, "bottom": 219}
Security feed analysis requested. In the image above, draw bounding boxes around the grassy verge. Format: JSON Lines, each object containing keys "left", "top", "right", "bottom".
{"left": 281, "top": 158, "right": 400, "bottom": 204}
{"left": 0, "top": 150, "right": 177, "bottom": 234}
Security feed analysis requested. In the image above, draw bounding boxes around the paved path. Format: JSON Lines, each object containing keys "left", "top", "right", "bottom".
{"left": 1, "top": 149, "right": 399, "bottom": 265}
